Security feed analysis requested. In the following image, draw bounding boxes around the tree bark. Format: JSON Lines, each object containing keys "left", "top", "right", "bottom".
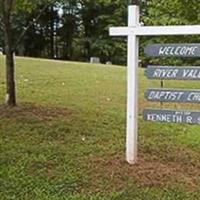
{"left": 50, "top": 5, "right": 55, "bottom": 58}
{"left": 3, "top": 1, "right": 16, "bottom": 106}
{"left": 5, "top": 46, "right": 16, "bottom": 106}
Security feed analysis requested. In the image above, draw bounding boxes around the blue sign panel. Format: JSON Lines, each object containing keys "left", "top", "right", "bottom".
{"left": 144, "top": 109, "right": 200, "bottom": 124}
{"left": 145, "top": 44, "right": 200, "bottom": 57}
{"left": 145, "top": 89, "right": 200, "bottom": 103}
{"left": 145, "top": 66, "right": 200, "bottom": 80}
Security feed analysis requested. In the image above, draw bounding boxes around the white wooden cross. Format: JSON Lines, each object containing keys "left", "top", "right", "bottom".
{"left": 110, "top": 5, "right": 200, "bottom": 165}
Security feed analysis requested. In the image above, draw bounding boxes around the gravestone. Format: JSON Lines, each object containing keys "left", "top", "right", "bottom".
{"left": 0, "top": 47, "right": 3, "bottom": 55}
{"left": 106, "top": 61, "right": 112, "bottom": 65}
{"left": 90, "top": 57, "right": 100, "bottom": 64}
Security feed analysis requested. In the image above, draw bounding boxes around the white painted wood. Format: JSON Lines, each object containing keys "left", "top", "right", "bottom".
{"left": 109, "top": 4, "right": 200, "bottom": 165}
{"left": 110, "top": 25, "right": 200, "bottom": 37}
{"left": 134, "top": 25, "right": 200, "bottom": 36}
{"left": 126, "top": 5, "right": 139, "bottom": 164}
{"left": 109, "top": 27, "right": 130, "bottom": 36}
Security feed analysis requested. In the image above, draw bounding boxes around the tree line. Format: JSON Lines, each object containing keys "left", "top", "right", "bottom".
{"left": 0, "top": 0, "right": 200, "bottom": 106}
{"left": 0, "top": 1, "right": 128, "bottom": 65}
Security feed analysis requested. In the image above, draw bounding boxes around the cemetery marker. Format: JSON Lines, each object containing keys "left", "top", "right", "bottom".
{"left": 109, "top": 4, "right": 200, "bottom": 165}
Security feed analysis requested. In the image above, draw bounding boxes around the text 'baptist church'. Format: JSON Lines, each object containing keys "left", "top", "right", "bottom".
{"left": 146, "top": 89, "right": 200, "bottom": 103}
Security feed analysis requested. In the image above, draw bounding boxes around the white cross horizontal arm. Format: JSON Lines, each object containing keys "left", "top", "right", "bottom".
{"left": 136, "top": 25, "right": 200, "bottom": 36}
{"left": 110, "top": 25, "right": 200, "bottom": 36}
{"left": 110, "top": 27, "right": 130, "bottom": 36}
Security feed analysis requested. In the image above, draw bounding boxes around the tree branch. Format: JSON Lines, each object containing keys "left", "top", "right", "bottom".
{"left": 7, "top": 0, "right": 15, "bottom": 17}
{"left": 0, "top": 18, "right": 4, "bottom": 30}
{"left": 0, "top": 0, "right": 16, "bottom": 38}
{"left": 13, "top": 0, "right": 56, "bottom": 52}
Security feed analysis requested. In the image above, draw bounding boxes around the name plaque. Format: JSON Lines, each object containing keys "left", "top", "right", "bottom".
{"left": 144, "top": 109, "right": 200, "bottom": 124}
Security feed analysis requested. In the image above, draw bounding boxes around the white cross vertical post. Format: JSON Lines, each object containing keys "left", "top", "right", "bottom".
{"left": 110, "top": 5, "right": 140, "bottom": 165}
{"left": 110, "top": 4, "right": 200, "bottom": 165}
{"left": 127, "top": 5, "right": 139, "bottom": 164}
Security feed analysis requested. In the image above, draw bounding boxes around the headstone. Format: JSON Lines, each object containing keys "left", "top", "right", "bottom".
{"left": 106, "top": 61, "right": 112, "bottom": 65}
{"left": 90, "top": 57, "right": 100, "bottom": 64}
{"left": 0, "top": 47, "right": 3, "bottom": 55}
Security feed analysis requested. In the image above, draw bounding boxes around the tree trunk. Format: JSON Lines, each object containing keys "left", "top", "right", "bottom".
{"left": 5, "top": 48, "right": 16, "bottom": 106}
{"left": 3, "top": 3, "right": 16, "bottom": 107}
{"left": 50, "top": 5, "right": 54, "bottom": 59}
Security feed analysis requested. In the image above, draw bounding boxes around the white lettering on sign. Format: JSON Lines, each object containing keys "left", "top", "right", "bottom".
{"left": 147, "top": 113, "right": 183, "bottom": 123}
{"left": 187, "top": 92, "right": 200, "bottom": 101}
{"left": 148, "top": 91, "right": 184, "bottom": 101}
{"left": 144, "top": 109, "right": 200, "bottom": 124}
{"left": 183, "top": 69, "right": 200, "bottom": 79}
{"left": 158, "top": 46, "right": 198, "bottom": 56}
{"left": 146, "top": 89, "right": 200, "bottom": 103}
{"left": 153, "top": 69, "right": 179, "bottom": 78}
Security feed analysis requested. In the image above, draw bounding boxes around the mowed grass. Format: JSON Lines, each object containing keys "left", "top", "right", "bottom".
{"left": 0, "top": 56, "right": 200, "bottom": 200}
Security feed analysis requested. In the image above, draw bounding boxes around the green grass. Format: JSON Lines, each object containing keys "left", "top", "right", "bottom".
{"left": 0, "top": 56, "right": 200, "bottom": 200}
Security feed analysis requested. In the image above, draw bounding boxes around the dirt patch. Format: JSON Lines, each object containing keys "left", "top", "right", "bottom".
{"left": 88, "top": 148, "right": 200, "bottom": 192}
{"left": 0, "top": 103, "right": 72, "bottom": 122}
{"left": 27, "top": 160, "right": 57, "bottom": 178}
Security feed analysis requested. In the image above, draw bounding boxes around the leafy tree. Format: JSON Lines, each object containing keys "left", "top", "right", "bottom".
{"left": 58, "top": 0, "right": 78, "bottom": 60}
{"left": 77, "top": 0, "right": 127, "bottom": 64}
{"left": 139, "top": 0, "right": 200, "bottom": 66}
{"left": 0, "top": 0, "right": 54, "bottom": 106}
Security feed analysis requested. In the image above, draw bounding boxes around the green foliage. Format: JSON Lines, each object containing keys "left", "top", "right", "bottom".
{"left": 143, "top": 0, "right": 200, "bottom": 25}
{"left": 0, "top": 0, "right": 128, "bottom": 64}
{"left": 1, "top": 0, "right": 200, "bottom": 64}
{"left": 14, "top": 0, "right": 34, "bottom": 12}
{"left": 139, "top": 0, "right": 200, "bottom": 66}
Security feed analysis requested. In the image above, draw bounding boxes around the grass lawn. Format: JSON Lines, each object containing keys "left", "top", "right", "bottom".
{"left": 0, "top": 56, "right": 200, "bottom": 200}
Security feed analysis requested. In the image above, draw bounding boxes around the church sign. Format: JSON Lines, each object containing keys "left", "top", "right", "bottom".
{"left": 145, "top": 89, "right": 200, "bottom": 103}
{"left": 145, "top": 66, "right": 200, "bottom": 80}
{"left": 144, "top": 109, "right": 200, "bottom": 125}
{"left": 145, "top": 44, "right": 200, "bottom": 57}
{"left": 109, "top": 4, "right": 200, "bottom": 164}
{"left": 144, "top": 43, "right": 200, "bottom": 124}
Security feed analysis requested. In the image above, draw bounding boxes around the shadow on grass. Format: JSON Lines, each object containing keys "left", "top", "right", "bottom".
{"left": 0, "top": 103, "right": 72, "bottom": 122}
